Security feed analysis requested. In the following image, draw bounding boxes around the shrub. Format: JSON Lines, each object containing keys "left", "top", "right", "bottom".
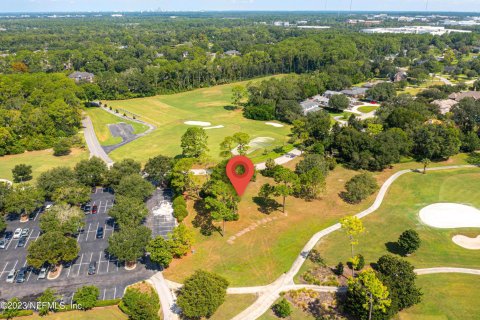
{"left": 120, "top": 284, "right": 160, "bottom": 320}
{"left": 355, "top": 254, "right": 365, "bottom": 271}
{"left": 397, "top": 229, "right": 421, "bottom": 255}
{"left": 308, "top": 249, "right": 326, "bottom": 266}
{"left": 174, "top": 206, "right": 188, "bottom": 222}
{"left": 272, "top": 298, "right": 292, "bottom": 318}
{"left": 53, "top": 138, "right": 71, "bottom": 156}
{"left": 335, "top": 262, "right": 344, "bottom": 276}
{"left": 73, "top": 285, "right": 99, "bottom": 310}
{"left": 342, "top": 173, "right": 378, "bottom": 204}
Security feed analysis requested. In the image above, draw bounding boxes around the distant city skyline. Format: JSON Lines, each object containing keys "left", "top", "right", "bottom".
{"left": 2, "top": 0, "right": 480, "bottom": 13}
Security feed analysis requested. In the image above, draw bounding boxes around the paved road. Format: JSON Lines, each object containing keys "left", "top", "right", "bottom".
{"left": 230, "top": 164, "right": 477, "bottom": 320}
{"left": 82, "top": 116, "right": 114, "bottom": 167}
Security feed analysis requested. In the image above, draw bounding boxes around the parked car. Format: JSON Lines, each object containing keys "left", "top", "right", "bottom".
{"left": 88, "top": 261, "right": 97, "bottom": 275}
{"left": 21, "top": 228, "right": 30, "bottom": 238}
{"left": 96, "top": 227, "right": 104, "bottom": 239}
{"left": 92, "top": 205, "right": 98, "bottom": 214}
{"left": 6, "top": 269, "right": 17, "bottom": 283}
{"left": 38, "top": 267, "right": 48, "bottom": 279}
{"left": 16, "top": 267, "right": 28, "bottom": 283}
{"left": 83, "top": 205, "right": 91, "bottom": 214}
{"left": 17, "top": 236, "right": 27, "bottom": 247}
{"left": 4, "top": 231, "right": 13, "bottom": 240}
{"left": 0, "top": 238, "right": 8, "bottom": 249}
{"left": 13, "top": 228, "right": 22, "bottom": 239}
{"left": 45, "top": 203, "right": 53, "bottom": 210}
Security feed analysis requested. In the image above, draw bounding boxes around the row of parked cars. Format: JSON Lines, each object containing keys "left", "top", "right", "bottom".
{"left": 81, "top": 204, "right": 98, "bottom": 215}
{"left": 6, "top": 265, "right": 48, "bottom": 283}
{"left": 0, "top": 227, "right": 31, "bottom": 249}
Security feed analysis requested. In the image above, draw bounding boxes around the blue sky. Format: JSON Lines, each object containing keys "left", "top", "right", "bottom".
{"left": 3, "top": 0, "right": 480, "bottom": 13}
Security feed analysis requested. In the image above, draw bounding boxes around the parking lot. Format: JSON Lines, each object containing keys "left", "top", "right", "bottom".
{"left": 0, "top": 187, "right": 158, "bottom": 303}
{"left": 146, "top": 189, "right": 177, "bottom": 239}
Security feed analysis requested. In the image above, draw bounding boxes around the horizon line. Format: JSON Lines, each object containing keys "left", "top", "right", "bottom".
{"left": 0, "top": 10, "right": 479, "bottom": 14}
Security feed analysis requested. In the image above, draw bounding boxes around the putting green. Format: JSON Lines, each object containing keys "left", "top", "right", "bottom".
{"left": 104, "top": 77, "right": 291, "bottom": 164}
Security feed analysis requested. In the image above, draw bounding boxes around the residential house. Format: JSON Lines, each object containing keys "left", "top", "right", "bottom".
{"left": 224, "top": 50, "right": 241, "bottom": 56}
{"left": 432, "top": 99, "right": 458, "bottom": 114}
{"left": 68, "top": 71, "right": 94, "bottom": 83}
{"left": 341, "top": 87, "right": 369, "bottom": 99}
{"left": 392, "top": 71, "right": 407, "bottom": 82}
{"left": 448, "top": 91, "right": 480, "bottom": 101}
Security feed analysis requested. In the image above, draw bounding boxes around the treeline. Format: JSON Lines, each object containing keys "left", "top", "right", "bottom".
{"left": 0, "top": 73, "right": 82, "bottom": 156}
{"left": 1, "top": 15, "right": 479, "bottom": 100}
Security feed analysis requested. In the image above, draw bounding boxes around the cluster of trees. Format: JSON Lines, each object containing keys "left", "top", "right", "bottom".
{"left": 0, "top": 73, "right": 82, "bottom": 156}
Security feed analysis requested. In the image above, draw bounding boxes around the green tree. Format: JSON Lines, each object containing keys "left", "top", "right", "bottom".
{"left": 272, "top": 167, "right": 299, "bottom": 212}
{"left": 108, "top": 225, "right": 151, "bottom": 265}
{"left": 52, "top": 184, "right": 90, "bottom": 205}
{"left": 177, "top": 270, "right": 229, "bottom": 319}
{"left": 367, "top": 82, "right": 396, "bottom": 102}
{"left": 106, "top": 159, "right": 141, "bottom": 187}
{"left": 204, "top": 180, "right": 239, "bottom": 235}
{"left": 170, "top": 158, "right": 195, "bottom": 194}
{"left": 345, "top": 269, "right": 391, "bottom": 320}
{"left": 27, "top": 231, "right": 79, "bottom": 269}
{"left": 444, "top": 48, "right": 456, "bottom": 65}
{"left": 39, "top": 204, "right": 84, "bottom": 235}
{"left": 272, "top": 298, "right": 292, "bottom": 318}
{"left": 328, "top": 94, "right": 350, "bottom": 111}
{"left": 108, "top": 196, "right": 149, "bottom": 228}
{"left": 12, "top": 164, "right": 32, "bottom": 183}
{"left": 397, "top": 229, "right": 421, "bottom": 255}
{"left": 376, "top": 255, "right": 422, "bottom": 317}
{"left": 120, "top": 285, "right": 160, "bottom": 320}
{"left": 181, "top": 127, "right": 209, "bottom": 158}
{"left": 147, "top": 236, "right": 173, "bottom": 268}
{"left": 168, "top": 223, "right": 195, "bottom": 257}
{"left": 220, "top": 132, "right": 251, "bottom": 158}
{"left": 37, "top": 288, "right": 58, "bottom": 316}
{"left": 115, "top": 174, "right": 154, "bottom": 201}
{"left": 73, "top": 285, "right": 99, "bottom": 310}
{"left": 37, "top": 167, "right": 77, "bottom": 198}
{"left": 231, "top": 85, "right": 247, "bottom": 108}
{"left": 340, "top": 216, "right": 366, "bottom": 276}
{"left": 143, "top": 155, "right": 173, "bottom": 186}
{"left": 53, "top": 138, "right": 71, "bottom": 156}
{"left": 413, "top": 124, "right": 460, "bottom": 160}
{"left": 5, "top": 183, "right": 44, "bottom": 219}
{"left": 343, "top": 173, "right": 379, "bottom": 204}
{"left": 74, "top": 157, "right": 108, "bottom": 187}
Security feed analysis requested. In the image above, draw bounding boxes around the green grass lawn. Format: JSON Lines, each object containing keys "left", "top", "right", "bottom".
{"left": 85, "top": 107, "right": 149, "bottom": 146}
{"left": 357, "top": 105, "right": 379, "bottom": 113}
{"left": 210, "top": 294, "right": 257, "bottom": 320}
{"left": 315, "top": 168, "right": 480, "bottom": 270}
{"left": 21, "top": 306, "right": 127, "bottom": 320}
{"left": 104, "top": 77, "right": 291, "bottom": 164}
{"left": 399, "top": 274, "right": 480, "bottom": 320}
{"left": 0, "top": 148, "right": 88, "bottom": 183}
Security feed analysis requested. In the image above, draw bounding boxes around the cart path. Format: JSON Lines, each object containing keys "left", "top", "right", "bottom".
{"left": 82, "top": 116, "right": 114, "bottom": 167}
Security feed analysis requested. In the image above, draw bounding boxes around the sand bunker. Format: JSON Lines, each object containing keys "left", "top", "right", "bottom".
{"left": 204, "top": 125, "right": 224, "bottom": 130}
{"left": 232, "top": 137, "right": 275, "bottom": 155}
{"left": 419, "top": 203, "right": 480, "bottom": 228}
{"left": 265, "top": 122, "right": 284, "bottom": 128}
{"left": 419, "top": 203, "right": 480, "bottom": 250}
{"left": 184, "top": 121, "right": 211, "bottom": 127}
{"left": 452, "top": 235, "right": 480, "bottom": 250}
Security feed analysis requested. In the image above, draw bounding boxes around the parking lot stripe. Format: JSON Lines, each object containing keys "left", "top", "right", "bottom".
{"left": 5, "top": 237, "right": 13, "bottom": 250}
{"left": 113, "top": 287, "right": 117, "bottom": 299}
{"left": 84, "top": 223, "right": 91, "bottom": 242}
{"left": 102, "top": 223, "right": 106, "bottom": 239}
{"left": 76, "top": 254, "right": 84, "bottom": 276}
{"left": 12, "top": 260, "right": 18, "bottom": 270}
{"left": 106, "top": 254, "right": 110, "bottom": 273}
{"left": 24, "top": 229, "right": 34, "bottom": 247}
{"left": 0, "top": 262, "right": 9, "bottom": 277}
{"left": 26, "top": 268, "right": 33, "bottom": 281}
{"left": 103, "top": 288, "right": 106, "bottom": 300}
{"left": 22, "top": 260, "right": 27, "bottom": 267}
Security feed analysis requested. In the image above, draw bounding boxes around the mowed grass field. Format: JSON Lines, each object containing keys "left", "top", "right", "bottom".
{"left": 315, "top": 168, "right": 480, "bottom": 270}
{"left": 85, "top": 108, "right": 149, "bottom": 146}
{"left": 399, "top": 274, "right": 480, "bottom": 320}
{"left": 0, "top": 148, "right": 88, "bottom": 182}
{"left": 105, "top": 77, "right": 291, "bottom": 163}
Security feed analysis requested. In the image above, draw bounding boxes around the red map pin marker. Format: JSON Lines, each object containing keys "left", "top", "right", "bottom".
{"left": 226, "top": 155, "right": 255, "bottom": 196}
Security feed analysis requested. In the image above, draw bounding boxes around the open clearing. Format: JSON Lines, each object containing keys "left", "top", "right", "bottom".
{"left": 0, "top": 148, "right": 88, "bottom": 182}
{"left": 105, "top": 77, "right": 291, "bottom": 164}
{"left": 85, "top": 108, "right": 149, "bottom": 146}
{"left": 399, "top": 274, "right": 480, "bottom": 320}
{"left": 314, "top": 168, "right": 480, "bottom": 271}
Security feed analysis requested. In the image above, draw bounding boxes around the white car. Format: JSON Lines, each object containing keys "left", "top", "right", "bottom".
{"left": 6, "top": 269, "right": 16, "bottom": 283}
{"left": 13, "top": 228, "right": 22, "bottom": 239}
{"left": 45, "top": 204, "right": 53, "bottom": 210}
{"left": 38, "top": 267, "right": 48, "bottom": 280}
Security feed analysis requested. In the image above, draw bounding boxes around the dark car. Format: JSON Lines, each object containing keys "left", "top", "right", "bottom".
{"left": 4, "top": 231, "right": 13, "bottom": 240}
{"left": 83, "top": 205, "right": 91, "bottom": 214}
{"left": 91, "top": 205, "right": 98, "bottom": 214}
{"left": 17, "top": 236, "right": 27, "bottom": 247}
{"left": 0, "top": 238, "right": 8, "bottom": 249}
{"left": 88, "top": 261, "right": 97, "bottom": 275}
{"left": 16, "top": 267, "right": 28, "bottom": 283}
{"left": 96, "top": 227, "right": 104, "bottom": 239}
